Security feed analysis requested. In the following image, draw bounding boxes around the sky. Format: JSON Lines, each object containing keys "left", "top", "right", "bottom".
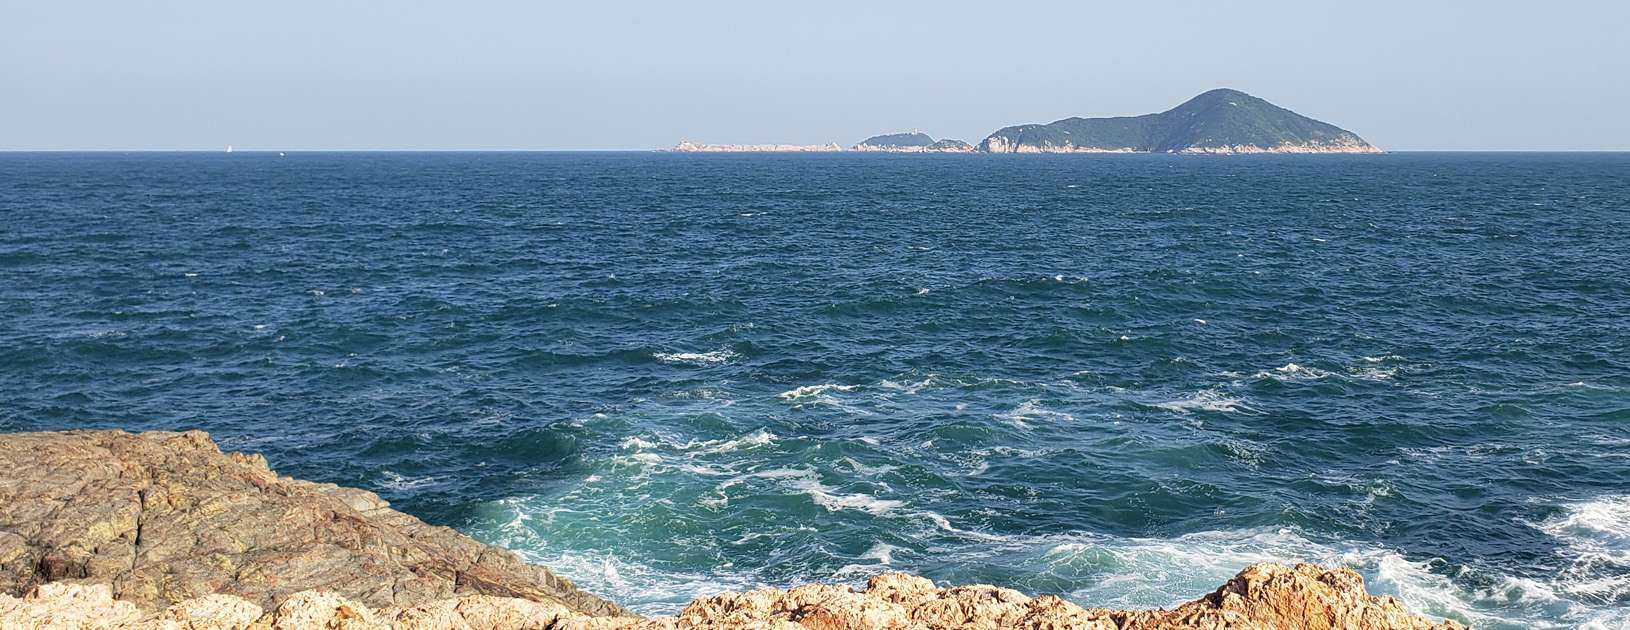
{"left": 4, "top": 1, "right": 1629, "bottom": 151}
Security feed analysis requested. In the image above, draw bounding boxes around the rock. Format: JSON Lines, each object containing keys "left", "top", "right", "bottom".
{"left": 0, "top": 430, "right": 626, "bottom": 617}
{"left": 0, "top": 563, "right": 1468, "bottom": 630}
{"left": 0, "top": 583, "right": 143, "bottom": 629}
{"left": 1141, "top": 563, "right": 1465, "bottom": 630}
{"left": 639, "top": 564, "right": 1463, "bottom": 630}
{"left": 0, "top": 430, "right": 1465, "bottom": 629}
{"left": 669, "top": 142, "right": 842, "bottom": 152}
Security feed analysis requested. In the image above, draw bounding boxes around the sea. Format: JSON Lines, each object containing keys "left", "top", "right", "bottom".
{"left": 2, "top": 152, "right": 1627, "bottom": 628}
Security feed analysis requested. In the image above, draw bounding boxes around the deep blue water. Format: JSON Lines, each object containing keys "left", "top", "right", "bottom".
{"left": 2, "top": 152, "right": 1628, "bottom": 627}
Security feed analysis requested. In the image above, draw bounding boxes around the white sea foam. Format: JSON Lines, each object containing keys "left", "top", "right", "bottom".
{"left": 377, "top": 470, "right": 441, "bottom": 491}
{"left": 715, "top": 468, "right": 902, "bottom": 515}
{"left": 880, "top": 375, "right": 936, "bottom": 395}
{"left": 1347, "top": 366, "right": 1400, "bottom": 381}
{"left": 682, "top": 429, "right": 776, "bottom": 454}
{"left": 520, "top": 549, "right": 761, "bottom": 614}
{"left": 1534, "top": 495, "right": 1630, "bottom": 605}
{"left": 619, "top": 436, "right": 658, "bottom": 450}
{"left": 1251, "top": 362, "right": 1336, "bottom": 382}
{"left": 654, "top": 349, "right": 736, "bottom": 365}
{"left": 1154, "top": 389, "right": 1248, "bottom": 413}
{"left": 995, "top": 400, "right": 1074, "bottom": 428}
{"left": 785, "top": 472, "right": 903, "bottom": 515}
{"left": 778, "top": 383, "right": 857, "bottom": 400}
{"left": 860, "top": 542, "right": 898, "bottom": 565}
{"left": 839, "top": 457, "right": 896, "bottom": 477}
{"left": 477, "top": 486, "right": 1620, "bottom": 627}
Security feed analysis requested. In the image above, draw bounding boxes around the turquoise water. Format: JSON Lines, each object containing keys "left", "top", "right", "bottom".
{"left": 2, "top": 152, "right": 1628, "bottom": 627}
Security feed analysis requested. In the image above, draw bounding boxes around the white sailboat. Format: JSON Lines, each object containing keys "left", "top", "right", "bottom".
{"left": 226, "top": 145, "right": 233, "bottom": 153}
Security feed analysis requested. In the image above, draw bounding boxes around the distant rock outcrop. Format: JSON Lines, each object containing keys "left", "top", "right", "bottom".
{"left": 978, "top": 89, "right": 1380, "bottom": 154}
{"left": 852, "top": 132, "right": 974, "bottom": 152}
{"left": 0, "top": 430, "right": 626, "bottom": 617}
{"left": 0, "top": 430, "right": 1464, "bottom": 629}
{"left": 670, "top": 141, "right": 841, "bottom": 152}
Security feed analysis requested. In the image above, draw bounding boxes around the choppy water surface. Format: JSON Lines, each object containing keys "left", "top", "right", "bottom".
{"left": 3, "top": 152, "right": 1628, "bottom": 627}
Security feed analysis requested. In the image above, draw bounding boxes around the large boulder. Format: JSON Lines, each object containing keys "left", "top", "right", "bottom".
{"left": 0, "top": 430, "right": 626, "bottom": 617}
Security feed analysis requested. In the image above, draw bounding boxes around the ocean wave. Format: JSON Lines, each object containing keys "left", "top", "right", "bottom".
{"left": 1154, "top": 389, "right": 1248, "bottom": 413}
{"left": 994, "top": 399, "right": 1074, "bottom": 428}
{"left": 879, "top": 375, "right": 937, "bottom": 394}
{"left": 654, "top": 349, "right": 736, "bottom": 366}
{"left": 471, "top": 479, "right": 1622, "bottom": 627}
{"left": 955, "top": 527, "right": 1616, "bottom": 629}
{"left": 1533, "top": 495, "right": 1630, "bottom": 606}
{"left": 778, "top": 383, "right": 858, "bottom": 400}
{"left": 376, "top": 470, "right": 442, "bottom": 492}
{"left": 767, "top": 468, "right": 903, "bottom": 515}
{"left": 1251, "top": 362, "right": 1337, "bottom": 382}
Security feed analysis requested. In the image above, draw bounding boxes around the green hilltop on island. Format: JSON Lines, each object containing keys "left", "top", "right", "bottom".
{"left": 670, "top": 88, "right": 1379, "bottom": 154}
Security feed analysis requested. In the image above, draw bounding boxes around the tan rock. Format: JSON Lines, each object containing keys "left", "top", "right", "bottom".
{"left": 145, "top": 594, "right": 262, "bottom": 629}
{"left": 0, "top": 430, "right": 626, "bottom": 617}
{"left": 244, "top": 591, "right": 380, "bottom": 630}
{"left": 0, "top": 583, "right": 142, "bottom": 629}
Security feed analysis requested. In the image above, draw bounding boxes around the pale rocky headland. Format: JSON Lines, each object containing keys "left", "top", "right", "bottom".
{"left": 0, "top": 430, "right": 1465, "bottom": 629}
{"left": 670, "top": 142, "right": 843, "bottom": 153}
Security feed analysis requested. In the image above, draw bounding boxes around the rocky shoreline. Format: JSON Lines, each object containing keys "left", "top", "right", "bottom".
{"left": 1, "top": 430, "right": 1464, "bottom": 629}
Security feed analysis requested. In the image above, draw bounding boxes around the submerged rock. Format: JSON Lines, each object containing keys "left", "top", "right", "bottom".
{"left": 0, "top": 431, "right": 1464, "bottom": 629}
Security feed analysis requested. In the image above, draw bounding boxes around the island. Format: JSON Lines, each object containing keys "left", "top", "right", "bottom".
{"left": 978, "top": 88, "right": 1380, "bottom": 154}
{"left": 0, "top": 429, "right": 1463, "bottom": 629}
{"left": 668, "top": 89, "right": 1380, "bottom": 155}
{"left": 851, "top": 132, "right": 975, "bottom": 153}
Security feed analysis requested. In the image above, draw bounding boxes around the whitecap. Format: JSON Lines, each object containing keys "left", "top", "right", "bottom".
{"left": 683, "top": 429, "right": 776, "bottom": 454}
{"left": 880, "top": 375, "right": 936, "bottom": 395}
{"left": 778, "top": 383, "right": 857, "bottom": 400}
{"left": 784, "top": 472, "right": 903, "bottom": 515}
{"left": 995, "top": 400, "right": 1073, "bottom": 428}
{"left": 1154, "top": 389, "right": 1247, "bottom": 414}
{"left": 1251, "top": 362, "right": 1335, "bottom": 382}
{"left": 860, "top": 542, "right": 898, "bottom": 565}
{"left": 1534, "top": 495, "right": 1630, "bottom": 604}
{"left": 654, "top": 349, "right": 735, "bottom": 366}
{"left": 377, "top": 470, "right": 441, "bottom": 491}
{"left": 619, "top": 436, "right": 658, "bottom": 450}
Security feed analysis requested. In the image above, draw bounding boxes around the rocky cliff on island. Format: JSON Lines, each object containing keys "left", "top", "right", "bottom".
{"left": 1, "top": 430, "right": 1463, "bottom": 629}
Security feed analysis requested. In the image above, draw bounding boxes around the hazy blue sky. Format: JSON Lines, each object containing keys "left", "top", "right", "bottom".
{"left": 5, "top": 1, "right": 1628, "bottom": 150}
